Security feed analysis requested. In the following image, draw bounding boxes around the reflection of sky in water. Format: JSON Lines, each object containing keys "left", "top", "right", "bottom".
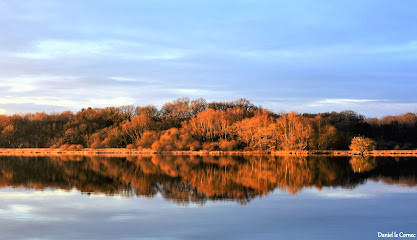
{"left": 1, "top": 181, "right": 416, "bottom": 240}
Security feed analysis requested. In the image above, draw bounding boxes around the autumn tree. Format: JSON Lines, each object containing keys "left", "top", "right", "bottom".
{"left": 272, "top": 112, "right": 311, "bottom": 150}
{"left": 234, "top": 110, "right": 274, "bottom": 150}
{"left": 186, "top": 109, "right": 235, "bottom": 142}
{"left": 160, "top": 97, "right": 192, "bottom": 120}
{"left": 190, "top": 98, "right": 208, "bottom": 117}
{"left": 135, "top": 105, "right": 159, "bottom": 120}
{"left": 152, "top": 128, "right": 200, "bottom": 151}
{"left": 117, "top": 105, "right": 136, "bottom": 120}
{"left": 308, "top": 116, "right": 342, "bottom": 150}
{"left": 121, "top": 114, "right": 153, "bottom": 144}
{"left": 349, "top": 137, "right": 376, "bottom": 155}
{"left": 136, "top": 130, "right": 160, "bottom": 149}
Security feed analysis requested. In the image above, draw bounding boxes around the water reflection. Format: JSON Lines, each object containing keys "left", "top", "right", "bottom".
{"left": 0, "top": 155, "right": 416, "bottom": 204}
{"left": 349, "top": 156, "right": 377, "bottom": 173}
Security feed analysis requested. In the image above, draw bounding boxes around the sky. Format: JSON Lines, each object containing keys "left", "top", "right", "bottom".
{"left": 0, "top": 0, "right": 416, "bottom": 117}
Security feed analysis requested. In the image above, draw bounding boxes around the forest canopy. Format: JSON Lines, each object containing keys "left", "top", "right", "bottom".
{"left": 1, "top": 97, "right": 416, "bottom": 151}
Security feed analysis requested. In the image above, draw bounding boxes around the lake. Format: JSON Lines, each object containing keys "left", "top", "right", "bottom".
{"left": 0, "top": 155, "right": 416, "bottom": 239}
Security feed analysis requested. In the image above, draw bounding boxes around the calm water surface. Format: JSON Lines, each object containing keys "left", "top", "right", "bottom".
{"left": 0, "top": 155, "right": 416, "bottom": 239}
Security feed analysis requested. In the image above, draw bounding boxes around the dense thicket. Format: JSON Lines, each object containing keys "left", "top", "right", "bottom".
{"left": 0, "top": 97, "right": 416, "bottom": 150}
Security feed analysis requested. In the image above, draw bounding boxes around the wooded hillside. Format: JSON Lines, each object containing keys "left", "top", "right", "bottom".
{"left": 1, "top": 98, "right": 416, "bottom": 151}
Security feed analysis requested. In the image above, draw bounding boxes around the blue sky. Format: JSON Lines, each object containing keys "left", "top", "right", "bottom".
{"left": 0, "top": 0, "right": 416, "bottom": 117}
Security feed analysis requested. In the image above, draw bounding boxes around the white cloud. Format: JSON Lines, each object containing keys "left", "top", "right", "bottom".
{"left": 172, "top": 88, "right": 217, "bottom": 96}
{"left": 0, "top": 75, "right": 81, "bottom": 93}
{"left": 12, "top": 39, "right": 189, "bottom": 61}
{"left": 317, "top": 191, "right": 372, "bottom": 199}
{"left": 233, "top": 41, "right": 417, "bottom": 61}
{"left": 36, "top": 39, "right": 117, "bottom": 56}
{"left": 14, "top": 52, "right": 54, "bottom": 60}
{"left": 0, "top": 96, "right": 136, "bottom": 109}
{"left": 0, "top": 189, "right": 78, "bottom": 200}
{"left": 0, "top": 74, "right": 235, "bottom": 112}
{"left": 0, "top": 204, "right": 35, "bottom": 220}
{"left": 0, "top": 97, "right": 76, "bottom": 107}
{"left": 260, "top": 98, "right": 417, "bottom": 117}
{"left": 107, "top": 76, "right": 139, "bottom": 82}
{"left": 307, "top": 98, "right": 386, "bottom": 107}
{"left": 305, "top": 181, "right": 417, "bottom": 199}
{"left": 303, "top": 98, "right": 417, "bottom": 117}
{"left": 14, "top": 39, "right": 122, "bottom": 59}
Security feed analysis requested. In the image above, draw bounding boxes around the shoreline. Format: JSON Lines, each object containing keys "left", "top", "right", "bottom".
{"left": 0, "top": 148, "right": 417, "bottom": 157}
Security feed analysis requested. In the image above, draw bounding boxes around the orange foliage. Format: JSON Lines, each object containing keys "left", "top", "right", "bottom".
{"left": 1, "top": 98, "right": 416, "bottom": 150}
{"left": 273, "top": 112, "right": 311, "bottom": 150}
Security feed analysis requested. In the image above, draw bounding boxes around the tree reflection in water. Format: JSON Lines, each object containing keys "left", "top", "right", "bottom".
{"left": 0, "top": 155, "right": 416, "bottom": 204}
{"left": 350, "top": 156, "right": 377, "bottom": 173}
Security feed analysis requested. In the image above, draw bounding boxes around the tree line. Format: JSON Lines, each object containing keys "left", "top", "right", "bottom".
{"left": 0, "top": 97, "right": 416, "bottom": 150}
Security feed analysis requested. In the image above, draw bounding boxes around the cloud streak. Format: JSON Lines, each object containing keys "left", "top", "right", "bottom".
{"left": 307, "top": 98, "right": 387, "bottom": 107}
{"left": 11, "top": 39, "right": 190, "bottom": 61}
